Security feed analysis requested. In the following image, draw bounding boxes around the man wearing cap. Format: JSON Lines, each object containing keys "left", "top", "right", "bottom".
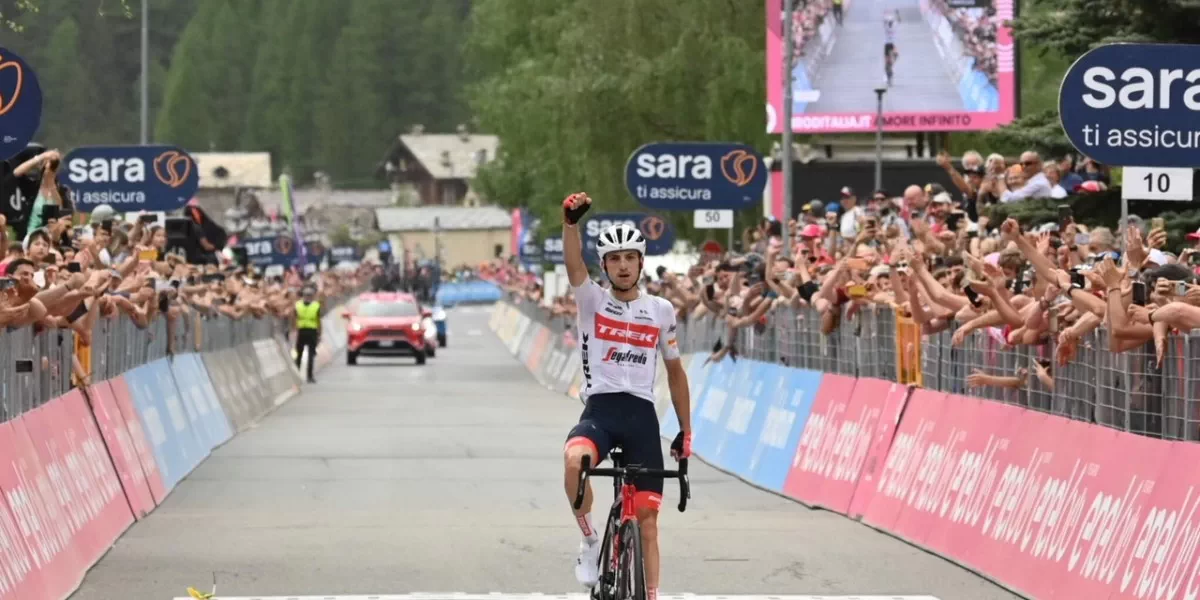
{"left": 293, "top": 285, "right": 322, "bottom": 384}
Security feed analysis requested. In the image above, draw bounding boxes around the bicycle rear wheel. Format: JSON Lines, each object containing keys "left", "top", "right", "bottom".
{"left": 616, "top": 520, "right": 646, "bottom": 600}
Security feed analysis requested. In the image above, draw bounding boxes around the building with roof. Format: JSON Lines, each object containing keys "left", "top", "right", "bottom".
{"left": 375, "top": 205, "right": 511, "bottom": 267}
{"left": 376, "top": 125, "right": 499, "bottom": 206}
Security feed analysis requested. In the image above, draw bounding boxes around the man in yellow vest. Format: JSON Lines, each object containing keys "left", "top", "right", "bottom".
{"left": 294, "top": 285, "right": 322, "bottom": 384}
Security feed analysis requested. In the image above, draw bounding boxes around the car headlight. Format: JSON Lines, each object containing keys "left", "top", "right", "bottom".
{"left": 411, "top": 322, "right": 420, "bottom": 331}
{"left": 351, "top": 322, "right": 364, "bottom": 332}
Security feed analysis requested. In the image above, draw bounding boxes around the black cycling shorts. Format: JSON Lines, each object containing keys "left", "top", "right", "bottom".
{"left": 884, "top": 42, "right": 895, "bottom": 58}
{"left": 565, "top": 392, "right": 665, "bottom": 508}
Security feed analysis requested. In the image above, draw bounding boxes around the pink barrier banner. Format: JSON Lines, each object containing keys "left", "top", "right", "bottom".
{"left": 1, "top": 415, "right": 85, "bottom": 600}
{"left": 782, "top": 374, "right": 857, "bottom": 510}
{"left": 109, "top": 375, "right": 167, "bottom": 504}
{"left": 88, "top": 381, "right": 158, "bottom": 519}
{"left": 524, "top": 327, "right": 551, "bottom": 373}
{"left": 20, "top": 390, "right": 134, "bottom": 584}
{"left": 858, "top": 389, "right": 1200, "bottom": 600}
{"left": 785, "top": 377, "right": 911, "bottom": 514}
{"left": 846, "top": 381, "right": 911, "bottom": 520}
{"left": 0, "top": 421, "right": 48, "bottom": 600}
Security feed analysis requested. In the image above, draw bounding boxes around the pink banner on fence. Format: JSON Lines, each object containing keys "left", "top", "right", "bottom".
{"left": 87, "top": 381, "right": 157, "bottom": 519}
{"left": 0, "top": 422, "right": 47, "bottom": 600}
{"left": 782, "top": 374, "right": 858, "bottom": 511}
{"left": 109, "top": 375, "right": 167, "bottom": 504}
{"left": 856, "top": 389, "right": 1200, "bottom": 599}
{"left": 861, "top": 388, "right": 949, "bottom": 533}
{"left": 2, "top": 415, "right": 84, "bottom": 600}
{"left": 846, "top": 381, "right": 911, "bottom": 520}
{"left": 19, "top": 390, "right": 134, "bottom": 579}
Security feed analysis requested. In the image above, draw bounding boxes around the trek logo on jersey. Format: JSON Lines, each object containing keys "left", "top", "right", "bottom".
{"left": 603, "top": 347, "right": 648, "bottom": 365}
{"left": 594, "top": 313, "right": 659, "bottom": 348}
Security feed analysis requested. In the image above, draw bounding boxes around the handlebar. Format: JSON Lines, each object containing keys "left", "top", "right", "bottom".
{"left": 572, "top": 455, "right": 691, "bottom": 513}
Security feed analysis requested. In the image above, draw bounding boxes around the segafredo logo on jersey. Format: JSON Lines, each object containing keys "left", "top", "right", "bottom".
{"left": 60, "top": 145, "right": 199, "bottom": 211}
{"left": 594, "top": 313, "right": 659, "bottom": 349}
{"left": 625, "top": 142, "right": 766, "bottom": 210}
{"left": 603, "top": 347, "right": 647, "bottom": 365}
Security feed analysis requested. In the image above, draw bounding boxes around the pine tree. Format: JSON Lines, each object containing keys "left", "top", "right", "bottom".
{"left": 38, "top": 17, "right": 94, "bottom": 148}
{"left": 155, "top": 0, "right": 221, "bottom": 148}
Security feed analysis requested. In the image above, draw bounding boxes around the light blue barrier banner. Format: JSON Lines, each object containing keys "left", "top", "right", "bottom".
{"left": 748, "top": 363, "right": 822, "bottom": 492}
{"left": 124, "top": 358, "right": 209, "bottom": 491}
{"left": 436, "top": 281, "right": 502, "bottom": 305}
{"left": 661, "top": 355, "right": 824, "bottom": 494}
{"left": 170, "top": 354, "right": 233, "bottom": 451}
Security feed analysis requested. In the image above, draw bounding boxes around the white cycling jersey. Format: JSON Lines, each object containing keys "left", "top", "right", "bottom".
{"left": 573, "top": 278, "right": 680, "bottom": 403}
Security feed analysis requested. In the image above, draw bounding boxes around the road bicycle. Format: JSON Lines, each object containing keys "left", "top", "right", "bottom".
{"left": 573, "top": 447, "right": 690, "bottom": 600}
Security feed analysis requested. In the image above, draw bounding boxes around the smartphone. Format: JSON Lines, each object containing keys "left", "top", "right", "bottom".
{"left": 0, "top": 278, "right": 16, "bottom": 290}
{"left": 138, "top": 214, "right": 157, "bottom": 224}
{"left": 945, "top": 212, "right": 963, "bottom": 231}
{"left": 14, "top": 359, "right": 33, "bottom": 374}
{"left": 1151, "top": 217, "right": 1166, "bottom": 231}
{"left": 66, "top": 262, "right": 81, "bottom": 274}
{"left": 1057, "top": 204, "right": 1073, "bottom": 227}
{"left": 1190, "top": 253, "right": 1200, "bottom": 267}
{"left": 40, "top": 204, "right": 59, "bottom": 222}
{"left": 1070, "top": 269, "right": 1086, "bottom": 289}
{"left": 963, "top": 282, "right": 983, "bottom": 308}
{"left": 847, "top": 284, "right": 868, "bottom": 298}
{"left": 137, "top": 249, "right": 157, "bottom": 262}
{"left": 1176, "top": 281, "right": 1189, "bottom": 297}
{"left": 1132, "top": 281, "right": 1148, "bottom": 306}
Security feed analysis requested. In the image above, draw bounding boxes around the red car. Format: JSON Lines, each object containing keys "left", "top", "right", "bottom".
{"left": 342, "top": 292, "right": 431, "bottom": 366}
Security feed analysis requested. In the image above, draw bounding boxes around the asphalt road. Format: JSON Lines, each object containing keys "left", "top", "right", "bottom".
{"left": 806, "top": 0, "right": 965, "bottom": 113}
{"left": 69, "top": 306, "right": 1019, "bottom": 600}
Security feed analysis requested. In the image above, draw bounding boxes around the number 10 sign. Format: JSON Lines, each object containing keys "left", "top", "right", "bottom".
{"left": 1122, "top": 167, "right": 1194, "bottom": 202}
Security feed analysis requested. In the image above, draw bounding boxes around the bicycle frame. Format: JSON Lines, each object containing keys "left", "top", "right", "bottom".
{"left": 572, "top": 449, "right": 690, "bottom": 596}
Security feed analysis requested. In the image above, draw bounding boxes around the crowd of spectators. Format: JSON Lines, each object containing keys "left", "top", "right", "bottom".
{"left": 783, "top": 0, "right": 834, "bottom": 60}
{"left": 933, "top": 149, "right": 1112, "bottom": 218}
{"left": 929, "top": 0, "right": 999, "bottom": 85}
{"left": 0, "top": 146, "right": 369, "bottom": 393}
{"left": 500, "top": 150, "right": 1200, "bottom": 438}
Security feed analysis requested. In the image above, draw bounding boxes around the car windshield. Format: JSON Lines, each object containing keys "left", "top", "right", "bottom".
{"left": 356, "top": 301, "right": 419, "bottom": 318}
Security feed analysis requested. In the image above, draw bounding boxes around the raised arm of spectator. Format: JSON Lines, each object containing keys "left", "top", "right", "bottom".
{"left": 912, "top": 257, "right": 968, "bottom": 312}
{"left": 937, "top": 151, "right": 972, "bottom": 196}
{"left": 1005, "top": 222, "right": 1068, "bottom": 288}
{"left": 968, "top": 278, "right": 1022, "bottom": 327}
{"left": 952, "top": 308, "right": 1006, "bottom": 346}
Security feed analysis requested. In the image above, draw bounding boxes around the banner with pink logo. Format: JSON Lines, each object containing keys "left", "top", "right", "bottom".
{"left": 784, "top": 376, "right": 910, "bottom": 514}
{"left": 857, "top": 390, "right": 1200, "bottom": 599}
{"left": 765, "top": 0, "right": 1017, "bottom": 133}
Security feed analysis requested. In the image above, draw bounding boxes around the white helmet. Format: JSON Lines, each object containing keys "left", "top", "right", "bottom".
{"left": 596, "top": 223, "right": 646, "bottom": 260}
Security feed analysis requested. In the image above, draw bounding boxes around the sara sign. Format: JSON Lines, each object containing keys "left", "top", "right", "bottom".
{"left": 242, "top": 235, "right": 322, "bottom": 267}
{"left": 59, "top": 145, "right": 199, "bottom": 211}
{"left": 582, "top": 212, "right": 674, "bottom": 263}
{"left": 625, "top": 142, "right": 766, "bottom": 210}
{"left": 1060, "top": 43, "right": 1200, "bottom": 167}
{"left": 543, "top": 235, "right": 565, "bottom": 264}
{"left": 0, "top": 47, "right": 42, "bottom": 161}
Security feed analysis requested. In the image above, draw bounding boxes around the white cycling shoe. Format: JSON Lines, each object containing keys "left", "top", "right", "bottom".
{"left": 574, "top": 539, "right": 601, "bottom": 587}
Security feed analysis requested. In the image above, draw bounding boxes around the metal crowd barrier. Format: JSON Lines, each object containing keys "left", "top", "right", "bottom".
{"left": 668, "top": 304, "right": 1200, "bottom": 444}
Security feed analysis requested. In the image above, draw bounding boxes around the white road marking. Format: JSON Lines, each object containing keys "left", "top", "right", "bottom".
{"left": 173, "top": 594, "right": 943, "bottom": 600}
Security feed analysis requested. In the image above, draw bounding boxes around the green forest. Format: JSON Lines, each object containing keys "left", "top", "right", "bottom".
{"left": 3, "top": 0, "right": 470, "bottom": 187}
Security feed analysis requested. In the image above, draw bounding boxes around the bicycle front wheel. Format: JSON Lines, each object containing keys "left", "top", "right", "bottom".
{"left": 616, "top": 520, "right": 646, "bottom": 600}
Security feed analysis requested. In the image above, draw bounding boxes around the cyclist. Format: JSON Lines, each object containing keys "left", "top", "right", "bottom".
{"left": 883, "top": 10, "right": 900, "bottom": 84}
{"left": 560, "top": 192, "right": 692, "bottom": 599}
